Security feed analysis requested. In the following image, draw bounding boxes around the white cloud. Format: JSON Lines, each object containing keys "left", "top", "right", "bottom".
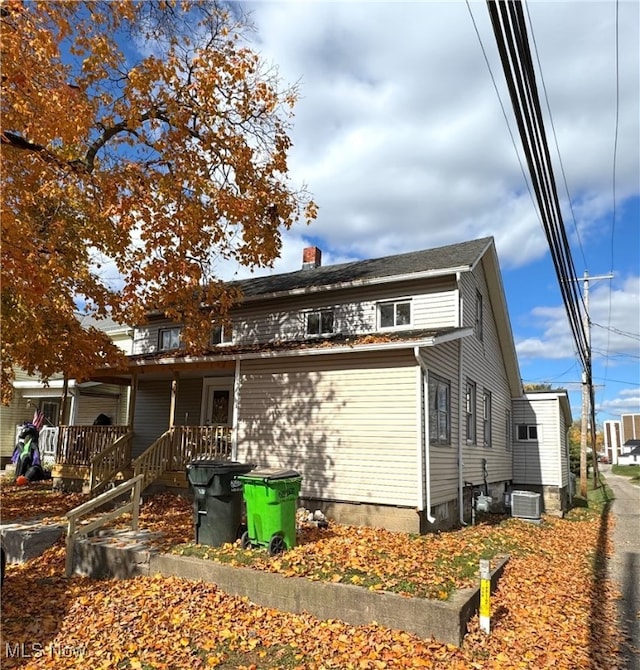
{"left": 244, "top": 0, "right": 639, "bottom": 267}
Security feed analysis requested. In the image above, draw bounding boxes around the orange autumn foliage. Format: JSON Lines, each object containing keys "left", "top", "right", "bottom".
{"left": 1, "top": 0, "right": 316, "bottom": 403}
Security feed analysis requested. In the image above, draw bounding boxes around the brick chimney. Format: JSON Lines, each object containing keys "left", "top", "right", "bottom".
{"left": 302, "top": 246, "right": 322, "bottom": 270}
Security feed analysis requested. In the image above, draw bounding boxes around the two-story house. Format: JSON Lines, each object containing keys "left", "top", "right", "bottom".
{"left": 80, "top": 236, "right": 528, "bottom": 532}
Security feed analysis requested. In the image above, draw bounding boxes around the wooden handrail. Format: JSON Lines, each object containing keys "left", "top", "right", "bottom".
{"left": 89, "top": 432, "right": 133, "bottom": 497}
{"left": 132, "top": 430, "right": 173, "bottom": 493}
{"left": 65, "top": 475, "right": 143, "bottom": 577}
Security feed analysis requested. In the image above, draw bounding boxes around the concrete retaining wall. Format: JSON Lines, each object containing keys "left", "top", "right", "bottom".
{"left": 70, "top": 536, "right": 508, "bottom": 647}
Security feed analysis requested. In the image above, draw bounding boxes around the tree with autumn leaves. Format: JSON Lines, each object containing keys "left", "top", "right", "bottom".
{"left": 1, "top": 0, "right": 316, "bottom": 404}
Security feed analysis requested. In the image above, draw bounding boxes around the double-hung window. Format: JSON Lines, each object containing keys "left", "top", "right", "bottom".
{"left": 429, "top": 373, "right": 451, "bottom": 446}
{"left": 465, "top": 381, "right": 476, "bottom": 443}
{"left": 159, "top": 327, "right": 181, "bottom": 351}
{"left": 378, "top": 300, "right": 411, "bottom": 329}
{"left": 482, "top": 390, "right": 492, "bottom": 446}
{"left": 306, "top": 309, "right": 334, "bottom": 336}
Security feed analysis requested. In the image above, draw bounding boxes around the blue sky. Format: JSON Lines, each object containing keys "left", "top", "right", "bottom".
{"left": 96, "top": 1, "right": 638, "bottom": 424}
{"left": 208, "top": 0, "right": 639, "bottom": 425}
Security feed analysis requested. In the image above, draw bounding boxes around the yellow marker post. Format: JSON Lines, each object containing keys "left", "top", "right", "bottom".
{"left": 479, "top": 558, "right": 491, "bottom": 634}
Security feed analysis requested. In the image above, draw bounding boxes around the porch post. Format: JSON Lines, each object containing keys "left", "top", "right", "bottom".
{"left": 128, "top": 372, "right": 138, "bottom": 429}
{"left": 59, "top": 376, "right": 69, "bottom": 424}
{"left": 168, "top": 371, "right": 179, "bottom": 428}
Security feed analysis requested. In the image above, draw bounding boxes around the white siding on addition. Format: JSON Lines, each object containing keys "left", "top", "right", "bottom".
{"left": 512, "top": 397, "right": 560, "bottom": 486}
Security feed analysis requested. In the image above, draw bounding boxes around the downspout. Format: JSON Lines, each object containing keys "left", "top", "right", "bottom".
{"left": 414, "top": 347, "right": 436, "bottom": 524}
{"left": 457, "top": 272, "right": 467, "bottom": 525}
{"left": 231, "top": 358, "right": 241, "bottom": 462}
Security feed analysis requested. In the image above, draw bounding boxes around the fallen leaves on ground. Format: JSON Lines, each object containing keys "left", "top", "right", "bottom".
{"left": 0, "top": 479, "right": 88, "bottom": 525}
{"left": 0, "top": 485, "right": 626, "bottom": 669}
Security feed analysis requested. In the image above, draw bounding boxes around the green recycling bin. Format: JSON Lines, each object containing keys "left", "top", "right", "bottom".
{"left": 238, "top": 467, "right": 302, "bottom": 555}
{"left": 186, "top": 460, "right": 254, "bottom": 547}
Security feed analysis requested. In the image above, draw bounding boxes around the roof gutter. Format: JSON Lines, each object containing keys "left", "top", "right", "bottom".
{"left": 122, "top": 330, "right": 475, "bottom": 373}
{"left": 414, "top": 346, "right": 436, "bottom": 524}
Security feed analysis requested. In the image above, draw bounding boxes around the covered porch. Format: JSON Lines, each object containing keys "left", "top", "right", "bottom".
{"left": 53, "top": 358, "right": 238, "bottom": 494}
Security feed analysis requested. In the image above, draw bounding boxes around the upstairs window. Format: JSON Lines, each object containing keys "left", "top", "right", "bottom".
{"left": 211, "top": 325, "right": 232, "bottom": 346}
{"left": 159, "top": 327, "right": 181, "bottom": 351}
{"left": 378, "top": 300, "right": 411, "bottom": 329}
{"left": 306, "top": 309, "right": 334, "bottom": 336}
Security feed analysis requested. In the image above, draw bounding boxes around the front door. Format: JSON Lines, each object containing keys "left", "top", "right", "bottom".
{"left": 200, "top": 378, "right": 233, "bottom": 426}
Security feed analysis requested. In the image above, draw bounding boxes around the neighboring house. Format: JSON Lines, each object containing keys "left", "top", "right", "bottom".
{"left": 603, "top": 414, "right": 640, "bottom": 465}
{"left": 620, "top": 414, "right": 640, "bottom": 451}
{"left": 603, "top": 419, "right": 622, "bottom": 465}
{"left": 0, "top": 315, "right": 133, "bottom": 467}
{"left": 618, "top": 441, "right": 640, "bottom": 466}
{"left": 87, "top": 236, "right": 529, "bottom": 532}
{"left": 511, "top": 390, "right": 572, "bottom": 514}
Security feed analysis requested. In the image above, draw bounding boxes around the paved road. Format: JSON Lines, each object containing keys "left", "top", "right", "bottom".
{"left": 602, "top": 466, "right": 640, "bottom": 670}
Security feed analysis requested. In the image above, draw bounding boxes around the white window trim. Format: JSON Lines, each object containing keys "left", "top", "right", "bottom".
{"left": 159, "top": 326, "right": 181, "bottom": 351}
{"left": 211, "top": 324, "right": 233, "bottom": 346}
{"left": 482, "top": 389, "right": 492, "bottom": 447}
{"left": 377, "top": 298, "right": 413, "bottom": 330}
{"left": 516, "top": 424, "right": 539, "bottom": 441}
{"left": 305, "top": 308, "right": 335, "bottom": 337}
{"left": 465, "top": 380, "right": 476, "bottom": 444}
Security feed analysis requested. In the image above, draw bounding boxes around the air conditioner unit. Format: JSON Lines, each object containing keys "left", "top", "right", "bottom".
{"left": 511, "top": 491, "right": 541, "bottom": 520}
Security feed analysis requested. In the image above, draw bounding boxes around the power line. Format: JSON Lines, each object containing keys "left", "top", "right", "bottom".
{"left": 486, "top": 0, "right": 596, "bottom": 496}
{"left": 592, "top": 322, "right": 640, "bottom": 341}
{"left": 486, "top": 0, "right": 589, "bottom": 372}
{"left": 601, "top": 0, "right": 621, "bottom": 418}
{"left": 464, "top": 0, "right": 541, "bottom": 228}
{"left": 523, "top": 1, "right": 587, "bottom": 270}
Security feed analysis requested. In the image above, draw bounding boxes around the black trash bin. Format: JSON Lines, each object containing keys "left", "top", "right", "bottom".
{"left": 186, "top": 460, "right": 254, "bottom": 546}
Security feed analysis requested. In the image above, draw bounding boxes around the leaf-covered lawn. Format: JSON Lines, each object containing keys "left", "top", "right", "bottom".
{"left": 0, "top": 483, "right": 625, "bottom": 669}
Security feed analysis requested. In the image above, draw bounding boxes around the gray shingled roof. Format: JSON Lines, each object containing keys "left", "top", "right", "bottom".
{"left": 234, "top": 237, "right": 494, "bottom": 298}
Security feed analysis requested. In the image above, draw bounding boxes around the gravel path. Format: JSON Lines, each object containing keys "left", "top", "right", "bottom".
{"left": 602, "top": 466, "right": 640, "bottom": 670}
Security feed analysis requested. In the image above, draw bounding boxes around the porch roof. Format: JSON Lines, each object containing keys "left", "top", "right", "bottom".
{"left": 91, "top": 327, "right": 472, "bottom": 380}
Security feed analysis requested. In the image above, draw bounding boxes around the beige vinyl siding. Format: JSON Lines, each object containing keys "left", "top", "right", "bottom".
{"left": 74, "top": 391, "right": 121, "bottom": 425}
{"left": 132, "top": 380, "right": 171, "bottom": 458}
{"left": 174, "top": 378, "right": 204, "bottom": 426}
{"left": 459, "top": 267, "right": 513, "bottom": 485}
{"left": 236, "top": 279, "right": 457, "bottom": 345}
{"left": 421, "top": 340, "right": 461, "bottom": 506}
{"left": 236, "top": 350, "right": 418, "bottom": 507}
{"left": 512, "top": 398, "right": 562, "bottom": 486}
{"left": 0, "top": 394, "right": 33, "bottom": 458}
{"left": 133, "top": 278, "right": 458, "bottom": 353}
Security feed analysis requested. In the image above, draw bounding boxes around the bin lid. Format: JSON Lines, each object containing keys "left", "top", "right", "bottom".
{"left": 240, "top": 466, "right": 300, "bottom": 480}
{"left": 186, "top": 460, "right": 254, "bottom": 474}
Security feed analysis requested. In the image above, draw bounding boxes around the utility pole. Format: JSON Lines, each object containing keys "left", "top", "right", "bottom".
{"left": 576, "top": 271, "right": 613, "bottom": 497}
